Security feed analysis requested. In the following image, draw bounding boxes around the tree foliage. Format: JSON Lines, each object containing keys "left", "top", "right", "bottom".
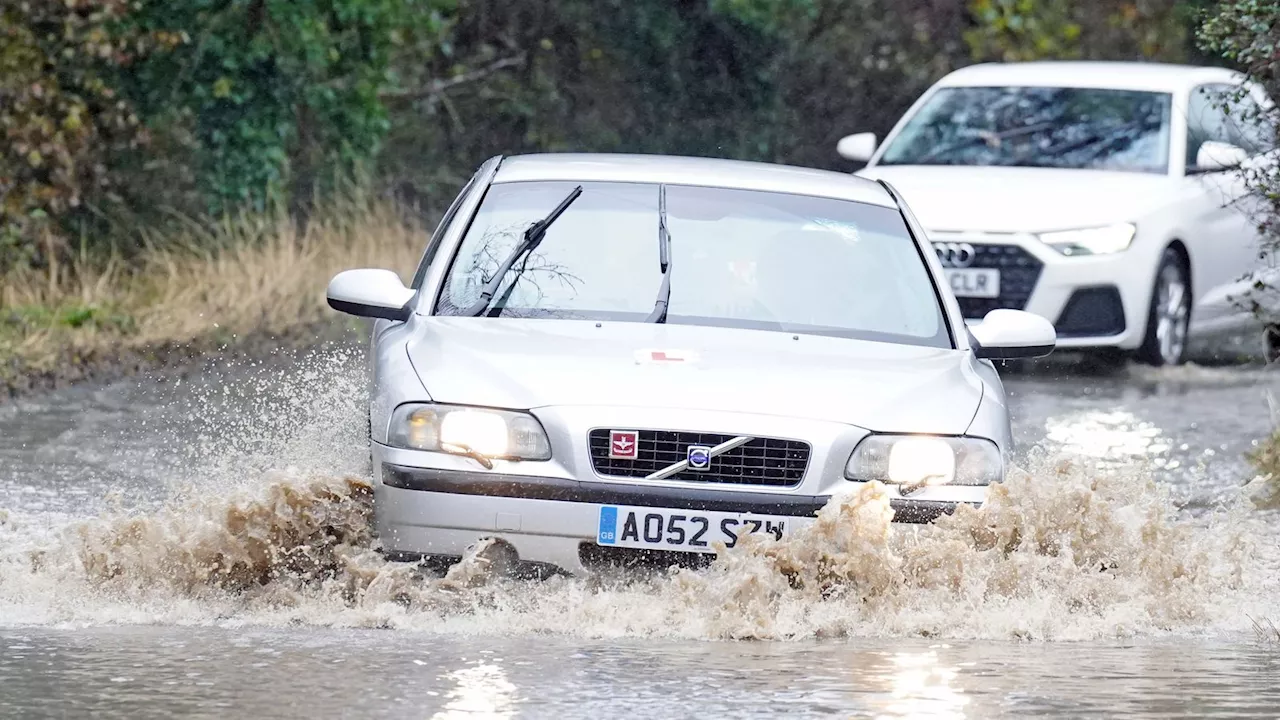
{"left": 1198, "top": 1, "right": 1280, "bottom": 313}
{"left": 965, "top": 0, "right": 1200, "bottom": 62}
{"left": 1199, "top": 4, "right": 1280, "bottom": 222}
{"left": 123, "top": 0, "right": 426, "bottom": 215}
{"left": 1200, "top": 0, "right": 1280, "bottom": 83}
{"left": 0, "top": 0, "right": 1213, "bottom": 266}
{"left": 0, "top": 0, "right": 152, "bottom": 265}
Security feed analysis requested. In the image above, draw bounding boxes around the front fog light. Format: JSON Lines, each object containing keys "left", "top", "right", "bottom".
{"left": 389, "top": 403, "right": 552, "bottom": 462}
{"left": 845, "top": 434, "right": 1001, "bottom": 489}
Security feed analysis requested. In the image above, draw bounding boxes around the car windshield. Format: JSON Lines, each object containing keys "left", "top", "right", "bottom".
{"left": 878, "top": 86, "right": 1173, "bottom": 173}
{"left": 435, "top": 180, "right": 950, "bottom": 348}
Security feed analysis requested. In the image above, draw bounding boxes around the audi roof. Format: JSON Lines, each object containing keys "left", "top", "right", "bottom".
{"left": 491, "top": 153, "right": 899, "bottom": 208}
{"left": 938, "top": 60, "right": 1244, "bottom": 93}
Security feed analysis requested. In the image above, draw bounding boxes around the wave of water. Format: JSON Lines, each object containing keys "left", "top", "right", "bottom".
{"left": 0, "top": 347, "right": 1277, "bottom": 641}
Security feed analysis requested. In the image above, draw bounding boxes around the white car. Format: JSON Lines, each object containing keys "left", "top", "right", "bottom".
{"left": 325, "top": 153, "right": 1056, "bottom": 576}
{"left": 839, "top": 61, "right": 1279, "bottom": 365}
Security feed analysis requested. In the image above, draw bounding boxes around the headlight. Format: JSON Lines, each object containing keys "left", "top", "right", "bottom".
{"left": 388, "top": 403, "right": 551, "bottom": 463}
{"left": 1038, "top": 223, "right": 1136, "bottom": 256}
{"left": 844, "top": 435, "right": 1002, "bottom": 491}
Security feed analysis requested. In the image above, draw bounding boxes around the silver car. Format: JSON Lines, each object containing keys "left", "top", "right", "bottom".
{"left": 326, "top": 153, "right": 1056, "bottom": 575}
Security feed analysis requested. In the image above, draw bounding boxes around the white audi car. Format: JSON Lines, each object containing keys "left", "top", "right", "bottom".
{"left": 326, "top": 153, "right": 1055, "bottom": 576}
{"left": 838, "top": 61, "right": 1279, "bottom": 365}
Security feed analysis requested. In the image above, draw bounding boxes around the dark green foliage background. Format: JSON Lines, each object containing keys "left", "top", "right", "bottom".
{"left": 3, "top": 0, "right": 1261, "bottom": 265}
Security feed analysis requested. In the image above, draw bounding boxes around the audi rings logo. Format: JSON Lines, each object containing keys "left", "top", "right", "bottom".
{"left": 933, "top": 242, "right": 977, "bottom": 268}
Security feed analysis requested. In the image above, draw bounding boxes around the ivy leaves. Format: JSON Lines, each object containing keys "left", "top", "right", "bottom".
{"left": 0, "top": 0, "right": 149, "bottom": 264}
{"left": 125, "top": 0, "right": 419, "bottom": 214}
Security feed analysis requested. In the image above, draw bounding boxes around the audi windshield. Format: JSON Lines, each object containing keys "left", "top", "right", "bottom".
{"left": 879, "top": 86, "right": 1173, "bottom": 174}
{"left": 435, "top": 181, "right": 951, "bottom": 348}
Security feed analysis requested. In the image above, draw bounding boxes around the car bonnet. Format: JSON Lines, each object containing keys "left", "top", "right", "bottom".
{"left": 404, "top": 317, "right": 986, "bottom": 435}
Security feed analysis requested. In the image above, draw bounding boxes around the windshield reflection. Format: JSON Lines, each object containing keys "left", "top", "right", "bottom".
{"left": 435, "top": 180, "right": 952, "bottom": 347}
{"left": 879, "top": 86, "right": 1172, "bottom": 174}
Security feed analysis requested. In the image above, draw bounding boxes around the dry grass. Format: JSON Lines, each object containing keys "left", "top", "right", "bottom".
{"left": 1248, "top": 615, "right": 1280, "bottom": 644}
{"left": 0, "top": 194, "right": 426, "bottom": 377}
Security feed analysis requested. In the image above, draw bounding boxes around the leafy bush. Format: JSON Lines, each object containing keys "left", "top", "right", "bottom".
{"left": 123, "top": 0, "right": 428, "bottom": 215}
{"left": 0, "top": 0, "right": 1209, "bottom": 270}
{"left": 0, "top": 0, "right": 152, "bottom": 267}
{"left": 1194, "top": 2, "right": 1280, "bottom": 325}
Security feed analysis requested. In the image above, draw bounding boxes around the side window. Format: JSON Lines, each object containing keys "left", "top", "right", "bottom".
{"left": 1186, "top": 85, "right": 1233, "bottom": 169}
{"left": 410, "top": 172, "right": 480, "bottom": 290}
{"left": 1187, "top": 83, "right": 1276, "bottom": 169}
{"left": 1222, "top": 89, "right": 1276, "bottom": 155}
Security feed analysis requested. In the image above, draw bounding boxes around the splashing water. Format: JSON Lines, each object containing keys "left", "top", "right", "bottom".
{"left": 0, "top": 344, "right": 1277, "bottom": 641}
{"left": 2, "top": 456, "right": 1274, "bottom": 640}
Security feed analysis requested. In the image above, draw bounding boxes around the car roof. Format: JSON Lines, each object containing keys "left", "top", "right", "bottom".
{"left": 491, "top": 153, "right": 897, "bottom": 208}
{"left": 937, "top": 61, "right": 1244, "bottom": 93}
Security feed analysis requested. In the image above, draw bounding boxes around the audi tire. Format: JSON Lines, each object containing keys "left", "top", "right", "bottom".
{"left": 1135, "top": 248, "right": 1190, "bottom": 366}
{"left": 1264, "top": 324, "right": 1280, "bottom": 364}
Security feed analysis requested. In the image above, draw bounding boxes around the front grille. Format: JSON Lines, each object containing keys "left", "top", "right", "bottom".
{"left": 588, "top": 429, "right": 809, "bottom": 487}
{"left": 945, "top": 243, "right": 1043, "bottom": 318}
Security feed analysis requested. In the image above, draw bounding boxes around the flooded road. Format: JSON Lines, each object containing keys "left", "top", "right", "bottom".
{"left": 3, "top": 627, "right": 1279, "bottom": 719}
{"left": 1, "top": 345, "right": 1279, "bottom": 718}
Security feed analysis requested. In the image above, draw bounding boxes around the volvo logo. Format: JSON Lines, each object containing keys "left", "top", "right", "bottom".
{"left": 687, "top": 445, "right": 712, "bottom": 471}
{"left": 933, "top": 242, "right": 977, "bottom": 268}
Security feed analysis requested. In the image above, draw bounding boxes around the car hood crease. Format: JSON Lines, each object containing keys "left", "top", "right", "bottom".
{"left": 406, "top": 317, "right": 985, "bottom": 434}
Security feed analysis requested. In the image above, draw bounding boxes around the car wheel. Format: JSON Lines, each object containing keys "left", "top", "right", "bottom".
{"left": 1264, "top": 324, "right": 1280, "bottom": 364}
{"left": 1136, "top": 248, "right": 1190, "bottom": 366}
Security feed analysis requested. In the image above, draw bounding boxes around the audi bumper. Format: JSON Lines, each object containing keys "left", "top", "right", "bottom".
{"left": 931, "top": 232, "right": 1155, "bottom": 351}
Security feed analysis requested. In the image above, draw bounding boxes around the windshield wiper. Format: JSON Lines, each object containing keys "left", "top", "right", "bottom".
{"left": 462, "top": 185, "right": 583, "bottom": 317}
{"left": 645, "top": 184, "right": 672, "bottom": 323}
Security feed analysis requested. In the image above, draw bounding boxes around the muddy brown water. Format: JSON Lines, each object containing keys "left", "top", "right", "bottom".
{"left": 1, "top": 344, "right": 1279, "bottom": 718}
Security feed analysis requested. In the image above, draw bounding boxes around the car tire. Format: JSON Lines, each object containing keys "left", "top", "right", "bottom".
{"left": 1135, "top": 248, "right": 1190, "bottom": 366}
{"left": 1264, "top": 324, "right": 1280, "bottom": 365}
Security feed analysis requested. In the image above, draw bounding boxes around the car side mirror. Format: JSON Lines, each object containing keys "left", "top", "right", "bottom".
{"left": 326, "top": 268, "right": 416, "bottom": 321}
{"left": 969, "top": 309, "right": 1056, "bottom": 360}
{"left": 836, "top": 132, "right": 878, "bottom": 162}
{"left": 1192, "top": 141, "right": 1249, "bottom": 173}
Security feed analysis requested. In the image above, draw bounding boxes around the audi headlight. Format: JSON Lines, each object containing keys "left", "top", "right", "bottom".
{"left": 388, "top": 403, "right": 551, "bottom": 462}
{"left": 1038, "top": 223, "right": 1136, "bottom": 256}
{"left": 844, "top": 435, "right": 1002, "bottom": 489}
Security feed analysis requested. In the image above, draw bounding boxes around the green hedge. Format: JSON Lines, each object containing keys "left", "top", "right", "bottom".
{"left": 0, "top": 0, "right": 1213, "bottom": 267}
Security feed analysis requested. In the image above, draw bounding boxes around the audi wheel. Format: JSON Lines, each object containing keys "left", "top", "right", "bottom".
{"left": 1136, "top": 248, "right": 1190, "bottom": 366}
{"left": 1264, "top": 324, "right": 1280, "bottom": 364}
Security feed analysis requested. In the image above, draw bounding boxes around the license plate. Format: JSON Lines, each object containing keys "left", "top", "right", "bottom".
{"left": 596, "top": 505, "right": 809, "bottom": 554}
{"left": 945, "top": 268, "right": 1000, "bottom": 298}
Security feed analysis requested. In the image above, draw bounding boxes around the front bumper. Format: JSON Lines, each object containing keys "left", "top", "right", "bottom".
{"left": 376, "top": 463, "right": 980, "bottom": 575}
{"left": 932, "top": 230, "right": 1156, "bottom": 350}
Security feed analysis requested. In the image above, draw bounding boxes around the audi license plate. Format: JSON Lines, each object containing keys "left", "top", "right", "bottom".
{"left": 945, "top": 268, "right": 1000, "bottom": 298}
{"left": 596, "top": 505, "right": 810, "bottom": 554}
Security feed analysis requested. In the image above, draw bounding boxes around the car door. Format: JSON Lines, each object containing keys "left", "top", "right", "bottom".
{"left": 1181, "top": 82, "right": 1275, "bottom": 330}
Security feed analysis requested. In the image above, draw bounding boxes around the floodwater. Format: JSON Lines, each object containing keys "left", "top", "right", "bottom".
{"left": 1, "top": 343, "right": 1279, "bottom": 718}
